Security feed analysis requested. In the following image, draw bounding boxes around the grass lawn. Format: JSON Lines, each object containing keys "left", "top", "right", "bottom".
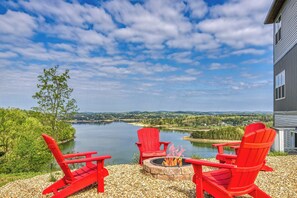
{"left": 0, "top": 172, "right": 43, "bottom": 187}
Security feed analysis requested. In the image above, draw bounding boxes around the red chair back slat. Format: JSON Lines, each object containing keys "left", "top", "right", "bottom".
{"left": 244, "top": 122, "right": 266, "bottom": 135}
{"left": 137, "top": 128, "right": 160, "bottom": 151}
{"left": 227, "top": 128, "right": 276, "bottom": 191}
{"left": 42, "top": 134, "right": 74, "bottom": 182}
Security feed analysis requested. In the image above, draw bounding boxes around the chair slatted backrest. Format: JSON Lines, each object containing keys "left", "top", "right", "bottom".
{"left": 42, "top": 134, "right": 74, "bottom": 182}
{"left": 137, "top": 128, "right": 160, "bottom": 151}
{"left": 227, "top": 128, "right": 276, "bottom": 192}
{"left": 245, "top": 122, "right": 266, "bottom": 135}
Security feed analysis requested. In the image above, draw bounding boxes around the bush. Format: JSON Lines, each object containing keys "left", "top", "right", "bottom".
{"left": 190, "top": 126, "right": 244, "bottom": 140}
{"left": 0, "top": 108, "right": 75, "bottom": 173}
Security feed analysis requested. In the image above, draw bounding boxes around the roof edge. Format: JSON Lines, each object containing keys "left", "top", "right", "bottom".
{"left": 264, "top": 0, "right": 286, "bottom": 24}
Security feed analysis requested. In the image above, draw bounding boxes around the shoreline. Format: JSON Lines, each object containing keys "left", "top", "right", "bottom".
{"left": 183, "top": 136, "right": 239, "bottom": 143}
{"left": 129, "top": 122, "right": 210, "bottom": 132}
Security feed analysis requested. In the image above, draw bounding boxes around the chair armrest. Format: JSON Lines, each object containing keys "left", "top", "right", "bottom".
{"left": 212, "top": 141, "right": 241, "bottom": 154}
{"left": 160, "top": 141, "right": 171, "bottom": 151}
{"left": 230, "top": 145, "right": 240, "bottom": 149}
{"left": 216, "top": 154, "right": 237, "bottom": 159}
{"left": 135, "top": 142, "right": 142, "bottom": 152}
{"left": 212, "top": 141, "right": 241, "bottom": 147}
{"left": 65, "top": 155, "right": 111, "bottom": 164}
{"left": 186, "top": 158, "right": 236, "bottom": 169}
{"left": 216, "top": 153, "right": 237, "bottom": 164}
{"left": 160, "top": 141, "right": 170, "bottom": 145}
{"left": 63, "top": 151, "right": 97, "bottom": 158}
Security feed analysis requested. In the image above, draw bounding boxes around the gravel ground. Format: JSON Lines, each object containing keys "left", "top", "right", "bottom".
{"left": 0, "top": 155, "right": 296, "bottom": 198}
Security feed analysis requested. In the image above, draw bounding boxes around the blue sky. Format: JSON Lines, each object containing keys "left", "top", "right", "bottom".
{"left": 0, "top": 0, "right": 274, "bottom": 112}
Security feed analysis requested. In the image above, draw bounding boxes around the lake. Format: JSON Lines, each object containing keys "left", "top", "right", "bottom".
{"left": 61, "top": 122, "right": 228, "bottom": 164}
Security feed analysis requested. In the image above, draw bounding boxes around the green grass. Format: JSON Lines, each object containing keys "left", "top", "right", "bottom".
{"left": 0, "top": 172, "right": 43, "bottom": 187}
{"left": 268, "top": 151, "right": 288, "bottom": 156}
{"left": 190, "top": 154, "right": 202, "bottom": 159}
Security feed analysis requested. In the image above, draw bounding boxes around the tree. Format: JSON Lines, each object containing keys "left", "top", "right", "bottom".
{"left": 32, "top": 66, "right": 78, "bottom": 139}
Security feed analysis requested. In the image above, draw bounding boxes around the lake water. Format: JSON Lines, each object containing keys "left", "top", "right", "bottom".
{"left": 61, "top": 122, "right": 227, "bottom": 164}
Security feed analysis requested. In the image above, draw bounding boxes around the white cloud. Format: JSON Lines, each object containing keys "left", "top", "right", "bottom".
{"left": 105, "top": 0, "right": 192, "bottom": 48}
{"left": 242, "top": 58, "right": 272, "bottom": 64}
{"left": 19, "top": 0, "right": 116, "bottom": 32}
{"left": 0, "top": 10, "right": 37, "bottom": 38}
{"left": 231, "top": 48, "right": 266, "bottom": 55}
{"left": 240, "top": 72, "right": 260, "bottom": 79}
{"left": 152, "top": 75, "right": 197, "bottom": 82}
{"left": 197, "top": 0, "right": 272, "bottom": 48}
{"left": 167, "top": 51, "right": 197, "bottom": 64}
{"left": 197, "top": 17, "right": 272, "bottom": 48}
{"left": 186, "top": 0, "right": 208, "bottom": 19}
{"left": 209, "top": 63, "right": 236, "bottom": 70}
{"left": 210, "top": 0, "right": 271, "bottom": 18}
{"left": 166, "top": 33, "right": 220, "bottom": 50}
{"left": 0, "top": 51, "right": 18, "bottom": 58}
{"left": 185, "top": 69, "right": 202, "bottom": 76}
{"left": 231, "top": 80, "right": 271, "bottom": 90}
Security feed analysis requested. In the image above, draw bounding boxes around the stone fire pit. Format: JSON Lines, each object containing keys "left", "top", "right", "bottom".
{"left": 143, "top": 157, "right": 193, "bottom": 181}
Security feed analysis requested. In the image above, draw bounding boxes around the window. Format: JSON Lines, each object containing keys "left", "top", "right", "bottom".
{"left": 274, "top": 15, "right": 281, "bottom": 44}
{"left": 275, "top": 70, "right": 285, "bottom": 100}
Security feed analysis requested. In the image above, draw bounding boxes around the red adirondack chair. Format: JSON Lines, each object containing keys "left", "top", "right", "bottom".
{"left": 136, "top": 128, "right": 170, "bottom": 165}
{"left": 42, "top": 134, "right": 111, "bottom": 198}
{"left": 186, "top": 128, "right": 276, "bottom": 198}
{"left": 212, "top": 122, "right": 273, "bottom": 171}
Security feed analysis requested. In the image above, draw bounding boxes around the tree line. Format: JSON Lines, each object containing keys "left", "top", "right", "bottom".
{"left": 140, "top": 114, "right": 273, "bottom": 128}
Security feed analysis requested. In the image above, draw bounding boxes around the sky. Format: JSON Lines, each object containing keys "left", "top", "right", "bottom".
{"left": 0, "top": 0, "right": 274, "bottom": 112}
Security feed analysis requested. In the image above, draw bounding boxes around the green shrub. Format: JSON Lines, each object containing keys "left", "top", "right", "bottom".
{"left": 190, "top": 126, "right": 244, "bottom": 140}
{"left": 268, "top": 151, "right": 288, "bottom": 156}
{"left": 0, "top": 108, "right": 75, "bottom": 173}
{"left": 190, "top": 154, "right": 202, "bottom": 159}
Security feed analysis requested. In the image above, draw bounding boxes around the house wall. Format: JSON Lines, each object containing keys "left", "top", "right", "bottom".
{"left": 274, "top": 43, "right": 297, "bottom": 112}
{"left": 270, "top": 0, "right": 297, "bottom": 151}
{"left": 274, "top": 42, "right": 297, "bottom": 127}
{"left": 274, "top": 0, "right": 297, "bottom": 63}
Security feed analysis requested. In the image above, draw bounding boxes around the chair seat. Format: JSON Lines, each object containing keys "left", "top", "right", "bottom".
{"left": 72, "top": 164, "right": 109, "bottom": 180}
{"left": 72, "top": 164, "right": 97, "bottom": 180}
{"left": 142, "top": 150, "right": 166, "bottom": 157}
{"left": 202, "top": 169, "right": 231, "bottom": 188}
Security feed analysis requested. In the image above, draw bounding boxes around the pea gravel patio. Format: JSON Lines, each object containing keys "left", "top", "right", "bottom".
{"left": 0, "top": 155, "right": 296, "bottom": 198}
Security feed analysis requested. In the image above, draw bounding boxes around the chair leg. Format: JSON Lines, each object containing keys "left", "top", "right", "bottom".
{"left": 139, "top": 156, "right": 142, "bottom": 165}
{"left": 42, "top": 178, "right": 66, "bottom": 195}
{"left": 193, "top": 166, "right": 204, "bottom": 198}
{"left": 97, "top": 161, "right": 105, "bottom": 193}
{"left": 261, "top": 165, "right": 273, "bottom": 172}
{"left": 97, "top": 176, "right": 104, "bottom": 193}
{"left": 249, "top": 187, "right": 271, "bottom": 198}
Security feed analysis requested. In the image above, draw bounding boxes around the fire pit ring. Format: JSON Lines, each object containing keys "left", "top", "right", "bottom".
{"left": 143, "top": 157, "right": 193, "bottom": 181}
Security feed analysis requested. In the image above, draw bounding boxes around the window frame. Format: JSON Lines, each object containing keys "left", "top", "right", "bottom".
{"left": 275, "top": 70, "right": 285, "bottom": 100}
{"left": 274, "top": 15, "right": 282, "bottom": 45}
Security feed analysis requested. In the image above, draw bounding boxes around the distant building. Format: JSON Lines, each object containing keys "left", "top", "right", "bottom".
{"left": 265, "top": 0, "right": 297, "bottom": 152}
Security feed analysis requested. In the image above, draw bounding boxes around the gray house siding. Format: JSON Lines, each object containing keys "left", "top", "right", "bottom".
{"left": 274, "top": 0, "right": 297, "bottom": 63}
{"left": 274, "top": 43, "right": 297, "bottom": 127}
{"left": 266, "top": 0, "right": 297, "bottom": 151}
{"left": 274, "top": 43, "right": 297, "bottom": 112}
{"left": 273, "top": 0, "right": 297, "bottom": 129}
